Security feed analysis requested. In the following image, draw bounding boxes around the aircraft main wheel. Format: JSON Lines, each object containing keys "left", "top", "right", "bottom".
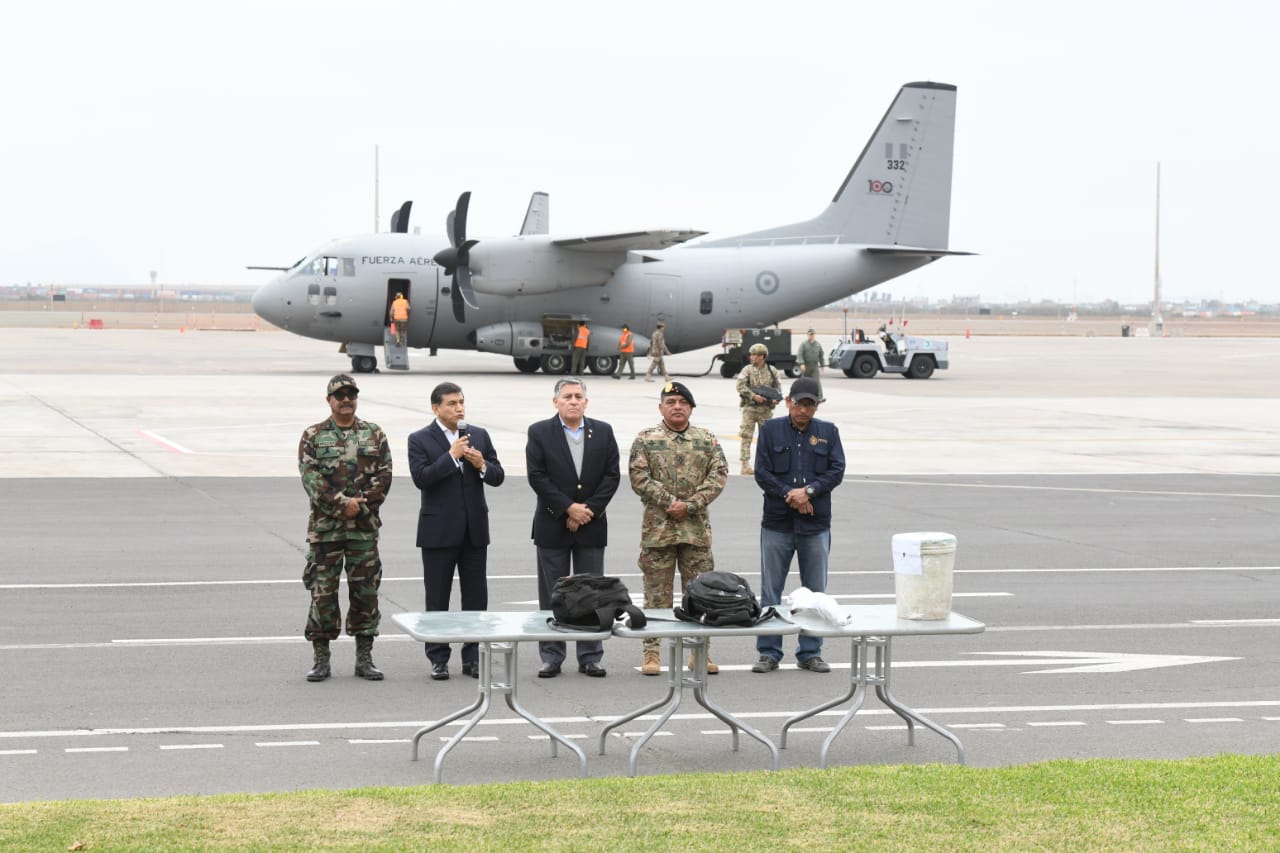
{"left": 720, "top": 361, "right": 738, "bottom": 379}
{"left": 540, "top": 354, "right": 569, "bottom": 374}
{"left": 352, "top": 355, "right": 377, "bottom": 373}
{"left": 513, "top": 356, "right": 540, "bottom": 374}
{"left": 785, "top": 363, "right": 804, "bottom": 379}
{"left": 907, "top": 357, "right": 936, "bottom": 379}
{"left": 852, "top": 353, "right": 878, "bottom": 378}
{"left": 587, "top": 356, "right": 618, "bottom": 376}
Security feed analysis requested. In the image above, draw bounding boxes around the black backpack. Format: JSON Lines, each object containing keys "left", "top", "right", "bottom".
{"left": 550, "top": 575, "right": 647, "bottom": 632}
{"left": 674, "top": 571, "right": 777, "bottom": 627}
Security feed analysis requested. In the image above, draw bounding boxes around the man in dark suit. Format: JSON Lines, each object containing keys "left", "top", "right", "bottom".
{"left": 526, "top": 378, "right": 620, "bottom": 678}
{"left": 408, "top": 382, "right": 505, "bottom": 681}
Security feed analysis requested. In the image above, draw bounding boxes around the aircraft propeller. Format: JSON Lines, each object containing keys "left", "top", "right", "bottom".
{"left": 389, "top": 200, "right": 413, "bottom": 234}
{"left": 432, "top": 191, "right": 480, "bottom": 322}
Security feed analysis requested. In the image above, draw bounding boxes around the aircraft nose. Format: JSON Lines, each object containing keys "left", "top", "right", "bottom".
{"left": 252, "top": 277, "right": 287, "bottom": 328}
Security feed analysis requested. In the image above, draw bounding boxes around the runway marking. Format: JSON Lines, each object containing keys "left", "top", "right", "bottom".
{"left": 138, "top": 429, "right": 192, "bottom": 454}
{"left": 349, "top": 738, "right": 410, "bottom": 745}
{"left": 1026, "top": 721, "right": 1086, "bottom": 727}
{"left": 1105, "top": 720, "right": 1164, "bottom": 726}
{"left": 255, "top": 741, "right": 319, "bottom": 748}
{"left": 7, "top": 566, "right": 1277, "bottom": 590}
{"left": 66, "top": 746, "right": 128, "bottom": 753}
{"left": 946, "top": 723, "right": 1006, "bottom": 729}
{"left": 6, "top": 701, "right": 1280, "bottom": 742}
{"left": 0, "top": 749, "right": 37, "bottom": 756}
{"left": 159, "top": 744, "right": 224, "bottom": 751}
{"left": 1185, "top": 717, "right": 1244, "bottom": 724}
{"left": 860, "top": 478, "right": 1280, "bottom": 500}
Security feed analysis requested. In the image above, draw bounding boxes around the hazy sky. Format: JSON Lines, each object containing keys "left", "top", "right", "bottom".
{"left": 3, "top": 0, "right": 1276, "bottom": 305}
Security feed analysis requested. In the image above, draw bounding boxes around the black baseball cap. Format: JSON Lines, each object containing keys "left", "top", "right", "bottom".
{"left": 788, "top": 377, "right": 821, "bottom": 403}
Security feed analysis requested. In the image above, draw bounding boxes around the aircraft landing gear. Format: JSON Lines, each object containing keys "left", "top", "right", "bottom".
{"left": 513, "top": 356, "right": 540, "bottom": 374}
{"left": 540, "top": 354, "right": 569, "bottom": 374}
{"left": 587, "top": 356, "right": 618, "bottom": 376}
{"left": 351, "top": 355, "right": 377, "bottom": 373}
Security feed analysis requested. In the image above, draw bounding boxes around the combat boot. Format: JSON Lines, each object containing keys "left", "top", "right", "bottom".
{"left": 641, "top": 650, "right": 661, "bottom": 676}
{"left": 740, "top": 463, "right": 754, "bottom": 476}
{"left": 306, "top": 640, "right": 331, "bottom": 682}
{"left": 689, "top": 653, "right": 720, "bottom": 675}
{"left": 354, "top": 635, "right": 384, "bottom": 681}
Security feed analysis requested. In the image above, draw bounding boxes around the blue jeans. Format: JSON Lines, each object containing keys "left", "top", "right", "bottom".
{"left": 756, "top": 527, "right": 830, "bottom": 662}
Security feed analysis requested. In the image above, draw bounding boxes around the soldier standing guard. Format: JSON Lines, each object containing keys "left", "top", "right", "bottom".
{"left": 628, "top": 381, "right": 728, "bottom": 675}
{"left": 298, "top": 374, "right": 393, "bottom": 682}
{"left": 797, "top": 328, "right": 825, "bottom": 402}
{"left": 735, "top": 343, "right": 783, "bottom": 475}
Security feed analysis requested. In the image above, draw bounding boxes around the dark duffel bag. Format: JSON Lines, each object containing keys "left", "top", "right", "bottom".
{"left": 550, "top": 575, "right": 647, "bottom": 631}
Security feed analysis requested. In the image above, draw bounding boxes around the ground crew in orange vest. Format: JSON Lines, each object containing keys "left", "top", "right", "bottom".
{"left": 613, "top": 324, "right": 636, "bottom": 379}
{"left": 571, "top": 321, "right": 591, "bottom": 375}
{"left": 391, "top": 293, "right": 410, "bottom": 347}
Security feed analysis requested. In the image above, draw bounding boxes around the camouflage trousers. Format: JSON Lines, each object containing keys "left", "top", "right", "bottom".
{"left": 645, "top": 357, "right": 668, "bottom": 380}
{"left": 638, "top": 544, "right": 714, "bottom": 653}
{"left": 304, "top": 538, "right": 382, "bottom": 641}
{"left": 738, "top": 405, "right": 773, "bottom": 463}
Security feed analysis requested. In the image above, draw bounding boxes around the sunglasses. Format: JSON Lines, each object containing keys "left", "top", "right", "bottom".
{"left": 331, "top": 389, "right": 358, "bottom": 401}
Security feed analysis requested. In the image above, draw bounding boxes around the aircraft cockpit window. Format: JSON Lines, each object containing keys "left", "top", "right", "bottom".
{"left": 323, "top": 286, "right": 337, "bottom": 306}
{"left": 307, "top": 283, "right": 320, "bottom": 305}
{"left": 310, "top": 257, "right": 340, "bottom": 277}
{"left": 342, "top": 258, "right": 356, "bottom": 276}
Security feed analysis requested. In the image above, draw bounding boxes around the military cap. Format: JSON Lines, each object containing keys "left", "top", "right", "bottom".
{"left": 748, "top": 343, "right": 769, "bottom": 355}
{"left": 327, "top": 374, "right": 358, "bottom": 396}
{"left": 807, "top": 328, "right": 817, "bottom": 334}
{"left": 789, "top": 377, "right": 821, "bottom": 403}
{"left": 660, "top": 381, "right": 696, "bottom": 407}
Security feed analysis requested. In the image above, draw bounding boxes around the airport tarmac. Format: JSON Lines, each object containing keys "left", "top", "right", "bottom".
{"left": 2, "top": 329, "right": 1278, "bottom": 801}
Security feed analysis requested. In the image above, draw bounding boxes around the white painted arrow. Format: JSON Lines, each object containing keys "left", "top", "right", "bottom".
{"left": 963, "top": 650, "right": 1238, "bottom": 674}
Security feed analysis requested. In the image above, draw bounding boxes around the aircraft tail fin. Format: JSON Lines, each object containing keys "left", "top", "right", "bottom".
{"left": 520, "top": 192, "right": 550, "bottom": 235}
{"left": 702, "top": 82, "right": 957, "bottom": 249}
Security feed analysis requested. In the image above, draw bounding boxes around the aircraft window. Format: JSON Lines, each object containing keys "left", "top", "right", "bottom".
{"left": 699, "top": 291, "right": 713, "bottom": 315}
{"left": 323, "top": 286, "right": 337, "bottom": 306}
{"left": 324, "top": 257, "right": 340, "bottom": 277}
{"left": 307, "top": 283, "right": 320, "bottom": 305}
{"left": 342, "top": 258, "right": 355, "bottom": 276}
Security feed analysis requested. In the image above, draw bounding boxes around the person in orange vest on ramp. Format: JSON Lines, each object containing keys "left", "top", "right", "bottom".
{"left": 613, "top": 324, "right": 636, "bottom": 379}
{"left": 390, "top": 293, "right": 410, "bottom": 347}
{"left": 571, "top": 321, "right": 591, "bottom": 375}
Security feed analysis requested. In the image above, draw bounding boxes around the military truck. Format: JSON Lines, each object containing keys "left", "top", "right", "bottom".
{"left": 716, "top": 327, "right": 803, "bottom": 379}
{"left": 828, "top": 326, "right": 949, "bottom": 379}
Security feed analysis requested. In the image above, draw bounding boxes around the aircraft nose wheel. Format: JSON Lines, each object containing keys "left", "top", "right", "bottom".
{"left": 351, "top": 355, "right": 377, "bottom": 373}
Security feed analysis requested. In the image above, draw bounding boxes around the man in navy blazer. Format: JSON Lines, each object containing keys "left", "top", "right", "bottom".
{"left": 526, "top": 378, "right": 621, "bottom": 678}
{"left": 408, "top": 382, "right": 505, "bottom": 681}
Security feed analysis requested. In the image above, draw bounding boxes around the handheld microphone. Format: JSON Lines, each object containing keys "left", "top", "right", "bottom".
{"left": 456, "top": 420, "right": 468, "bottom": 437}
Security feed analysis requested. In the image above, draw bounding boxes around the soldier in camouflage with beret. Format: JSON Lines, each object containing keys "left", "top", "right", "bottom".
{"left": 735, "top": 342, "right": 783, "bottom": 476}
{"left": 628, "top": 381, "right": 728, "bottom": 675}
{"left": 298, "top": 374, "right": 393, "bottom": 682}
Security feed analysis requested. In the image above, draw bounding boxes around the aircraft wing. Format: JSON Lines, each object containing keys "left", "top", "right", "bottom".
{"left": 551, "top": 229, "right": 706, "bottom": 253}
{"left": 863, "top": 245, "right": 975, "bottom": 257}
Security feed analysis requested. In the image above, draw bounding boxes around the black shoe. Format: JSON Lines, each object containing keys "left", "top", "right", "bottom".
{"left": 461, "top": 662, "right": 479, "bottom": 678}
{"left": 751, "top": 656, "right": 779, "bottom": 673}
{"left": 611, "top": 374, "right": 621, "bottom": 380}
{"left": 355, "top": 661, "right": 384, "bottom": 681}
{"left": 578, "top": 662, "right": 606, "bottom": 678}
{"left": 797, "top": 657, "right": 831, "bottom": 673}
{"left": 306, "top": 662, "right": 331, "bottom": 682}
{"left": 537, "top": 662, "right": 561, "bottom": 678}
{"left": 430, "top": 662, "right": 449, "bottom": 681}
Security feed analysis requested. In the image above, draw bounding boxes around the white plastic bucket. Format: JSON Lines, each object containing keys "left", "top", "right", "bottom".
{"left": 892, "top": 531, "right": 956, "bottom": 620}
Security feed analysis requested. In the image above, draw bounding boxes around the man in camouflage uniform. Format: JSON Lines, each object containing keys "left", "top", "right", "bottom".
{"left": 628, "top": 381, "right": 728, "bottom": 675}
{"left": 644, "top": 321, "right": 671, "bottom": 382}
{"left": 735, "top": 342, "right": 783, "bottom": 476}
{"left": 797, "top": 328, "right": 825, "bottom": 402}
{"left": 298, "top": 374, "right": 393, "bottom": 682}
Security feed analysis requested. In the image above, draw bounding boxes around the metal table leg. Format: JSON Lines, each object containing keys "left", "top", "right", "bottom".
{"left": 872, "top": 637, "right": 967, "bottom": 764}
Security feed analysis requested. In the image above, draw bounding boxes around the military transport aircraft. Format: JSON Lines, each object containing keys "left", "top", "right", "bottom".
{"left": 251, "top": 81, "right": 967, "bottom": 375}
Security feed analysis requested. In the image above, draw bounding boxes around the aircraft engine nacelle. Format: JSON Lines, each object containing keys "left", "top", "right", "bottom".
{"left": 472, "top": 322, "right": 549, "bottom": 358}
{"left": 471, "top": 238, "right": 615, "bottom": 297}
